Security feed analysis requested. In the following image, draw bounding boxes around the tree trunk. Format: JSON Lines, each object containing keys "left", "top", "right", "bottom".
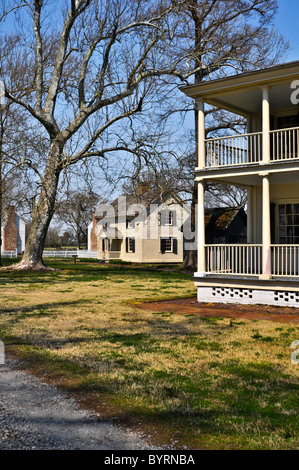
{"left": 3, "top": 141, "right": 62, "bottom": 270}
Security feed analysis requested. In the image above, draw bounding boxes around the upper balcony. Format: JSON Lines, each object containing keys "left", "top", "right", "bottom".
{"left": 181, "top": 60, "right": 299, "bottom": 172}
{"left": 205, "top": 126, "right": 299, "bottom": 168}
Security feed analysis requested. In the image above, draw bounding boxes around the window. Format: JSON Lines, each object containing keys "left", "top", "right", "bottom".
{"left": 126, "top": 237, "right": 135, "bottom": 253}
{"left": 160, "top": 237, "right": 178, "bottom": 254}
{"left": 166, "top": 211, "right": 173, "bottom": 226}
{"left": 278, "top": 203, "right": 299, "bottom": 244}
{"left": 159, "top": 210, "right": 175, "bottom": 226}
{"left": 126, "top": 218, "right": 135, "bottom": 229}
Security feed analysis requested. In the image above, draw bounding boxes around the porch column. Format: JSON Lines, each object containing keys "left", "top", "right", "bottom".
{"left": 247, "top": 187, "right": 254, "bottom": 243}
{"left": 197, "top": 98, "right": 205, "bottom": 169}
{"left": 196, "top": 181, "right": 206, "bottom": 276}
{"left": 261, "top": 86, "right": 271, "bottom": 164}
{"left": 260, "top": 174, "right": 272, "bottom": 279}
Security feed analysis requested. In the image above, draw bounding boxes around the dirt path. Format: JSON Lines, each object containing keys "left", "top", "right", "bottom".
{"left": 138, "top": 298, "right": 299, "bottom": 324}
{"left": 0, "top": 357, "right": 157, "bottom": 450}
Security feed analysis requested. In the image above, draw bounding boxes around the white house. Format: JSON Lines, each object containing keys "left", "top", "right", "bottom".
{"left": 93, "top": 193, "right": 190, "bottom": 263}
{"left": 181, "top": 60, "right": 299, "bottom": 307}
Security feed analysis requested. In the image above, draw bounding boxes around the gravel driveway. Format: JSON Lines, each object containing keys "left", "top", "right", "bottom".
{"left": 0, "top": 357, "right": 156, "bottom": 450}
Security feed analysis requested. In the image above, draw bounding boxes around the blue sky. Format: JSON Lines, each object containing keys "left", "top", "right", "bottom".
{"left": 276, "top": 0, "right": 299, "bottom": 61}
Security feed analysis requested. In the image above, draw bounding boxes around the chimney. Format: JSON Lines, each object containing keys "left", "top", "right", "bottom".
{"left": 90, "top": 213, "right": 98, "bottom": 251}
{"left": 3, "top": 206, "right": 18, "bottom": 251}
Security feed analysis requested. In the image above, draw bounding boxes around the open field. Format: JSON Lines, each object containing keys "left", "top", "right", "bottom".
{"left": 0, "top": 259, "right": 298, "bottom": 449}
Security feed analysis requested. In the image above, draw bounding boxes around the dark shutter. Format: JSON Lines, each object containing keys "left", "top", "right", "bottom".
{"left": 173, "top": 238, "right": 178, "bottom": 254}
{"left": 132, "top": 238, "right": 135, "bottom": 253}
{"left": 126, "top": 237, "right": 128, "bottom": 253}
{"left": 160, "top": 238, "right": 166, "bottom": 254}
{"left": 270, "top": 203, "right": 276, "bottom": 243}
{"left": 172, "top": 210, "right": 176, "bottom": 226}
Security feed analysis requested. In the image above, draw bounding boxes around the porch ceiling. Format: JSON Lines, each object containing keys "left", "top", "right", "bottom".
{"left": 203, "top": 82, "right": 296, "bottom": 116}
{"left": 196, "top": 163, "right": 299, "bottom": 186}
{"left": 181, "top": 61, "right": 299, "bottom": 117}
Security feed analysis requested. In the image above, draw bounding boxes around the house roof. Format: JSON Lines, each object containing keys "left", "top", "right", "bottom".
{"left": 95, "top": 226, "right": 123, "bottom": 239}
{"left": 205, "top": 207, "right": 245, "bottom": 232}
{"left": 95, "top": 191, "right": 187, "bottom": 220}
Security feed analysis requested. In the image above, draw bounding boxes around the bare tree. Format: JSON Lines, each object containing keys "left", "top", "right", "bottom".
{"left": 0, "top": 0, "right": 286, "bottom": 270}
{"left": 55, "top": 190, "right": 100, "bottom": 249}
{"left": 0, "top": 0, "right": 209, "bottom": 270}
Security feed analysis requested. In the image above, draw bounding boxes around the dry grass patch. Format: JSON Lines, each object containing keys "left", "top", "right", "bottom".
{"left": 0, "top": 259, "right": 298, "bottom": 449}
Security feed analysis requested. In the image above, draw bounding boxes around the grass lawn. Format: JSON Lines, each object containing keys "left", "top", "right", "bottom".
{"left": 0, "top": 258, "right": 298, "bottom": 449}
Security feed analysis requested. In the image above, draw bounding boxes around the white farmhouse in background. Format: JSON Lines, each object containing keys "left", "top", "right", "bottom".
{"left": 181, "top": 60, "right": 299, "bottom": 307}
{"left": 93, "top": 193, "right": 190, "bottom": 263}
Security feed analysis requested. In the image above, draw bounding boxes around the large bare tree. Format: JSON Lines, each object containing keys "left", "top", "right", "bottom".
{"left": 0, "top": 0, "right": 286, "bottom": 270}
{"left": 0, "top": 0, "right": 205, "bottom": 269}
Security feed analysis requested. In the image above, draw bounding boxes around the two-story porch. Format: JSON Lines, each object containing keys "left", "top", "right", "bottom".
{"left": 182, "top": 60, "right": 299, "bottom": 307}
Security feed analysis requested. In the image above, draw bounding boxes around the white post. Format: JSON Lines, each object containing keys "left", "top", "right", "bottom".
{"left": 247, "top": 187, "right": 254, "bottom": 243}
{"left": 261, "top": 86, "right": 271, "bottom": 164}
{"left": 197, "top": 98, "right": 205, "bottom": 169}
{"left": 260, "top": 174, "right": 272, "bottom": 279}
{"left": 196, "top": 181, "right": 206, "bottom": 276}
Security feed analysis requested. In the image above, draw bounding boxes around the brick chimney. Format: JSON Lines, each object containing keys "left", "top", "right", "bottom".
{"left": 90, "top": 213, "right": 98, "bottom": 251}
{"left": 3, "top": 206, "right": 18, "bottom": 251}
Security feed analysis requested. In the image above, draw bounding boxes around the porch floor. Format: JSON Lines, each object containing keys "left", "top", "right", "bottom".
{"left": 137, "top": 297, "right": 299, "bottom": 324}
{"left": 202, "top": 274, "right": 299, "bottom": 283}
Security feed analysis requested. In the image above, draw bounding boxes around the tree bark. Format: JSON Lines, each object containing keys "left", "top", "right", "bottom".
{"left": 3, "top": 140, "right": 62, "bottom": 270}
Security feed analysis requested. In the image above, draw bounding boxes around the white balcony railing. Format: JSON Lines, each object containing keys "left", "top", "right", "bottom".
{"left": 205, "top": 127, "right": 299, "bottom": 168}
{"left": 205, "top": 244, "right": 299, "bottom": 277}
{"left": 107, "top": 251, "right": 121, "bottom": 260}
{"left": 270, "top": 127, "right": 299, "bottom": 161}
{"left": 205, "top": 132, "right": 262, "bottom": 167}
{"left": 271, "top": 245, "right": 299, "bottom": 277}
{"left": 205, "top": 244, "right": 262, "bottom": 276}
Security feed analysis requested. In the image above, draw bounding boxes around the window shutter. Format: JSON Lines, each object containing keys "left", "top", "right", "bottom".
{"left": 132, "top": 238, "right": 135, "bottom": 253}
{"left": 160, "top": 238, "right": 166, "bottom": 254}
{"left": 173, "top": 238, "right": 178, "bottom": 254}
{"left": 126, "top": 237, "right": 128, "bottom": 253}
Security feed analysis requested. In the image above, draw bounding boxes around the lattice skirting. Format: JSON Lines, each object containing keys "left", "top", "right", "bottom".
{"left": 197, "top": 286, "right": 299, "bottom": 307}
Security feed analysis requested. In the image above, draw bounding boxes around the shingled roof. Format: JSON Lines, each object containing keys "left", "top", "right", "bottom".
{"left": 205, "top": 207, "right": 245, "bottom": 232}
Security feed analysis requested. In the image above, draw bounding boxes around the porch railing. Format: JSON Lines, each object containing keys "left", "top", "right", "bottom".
{"left": 271, "top": 245, "right": 299, "bottom": 277}
{"left": 205, "top": 132, "right": 262, "bottom": 167}
{"left": 270, "top": 127, "right": 299, "bottom": 161}
{"left": 107, "top": 251, "right": 121, "bottom": 260}
{"left": 205, "top": 244, "right": 262, "bottom": 276}
{"left": 205, "top": 244, "right": 299, "bottom": 277}
{"left": 205, "top": 127, "right": 299, "bottom": 168}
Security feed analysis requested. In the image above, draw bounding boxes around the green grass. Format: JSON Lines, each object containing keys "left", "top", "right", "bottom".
{"left": 0, "top": 258, "right": 298, "bottom": 449}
